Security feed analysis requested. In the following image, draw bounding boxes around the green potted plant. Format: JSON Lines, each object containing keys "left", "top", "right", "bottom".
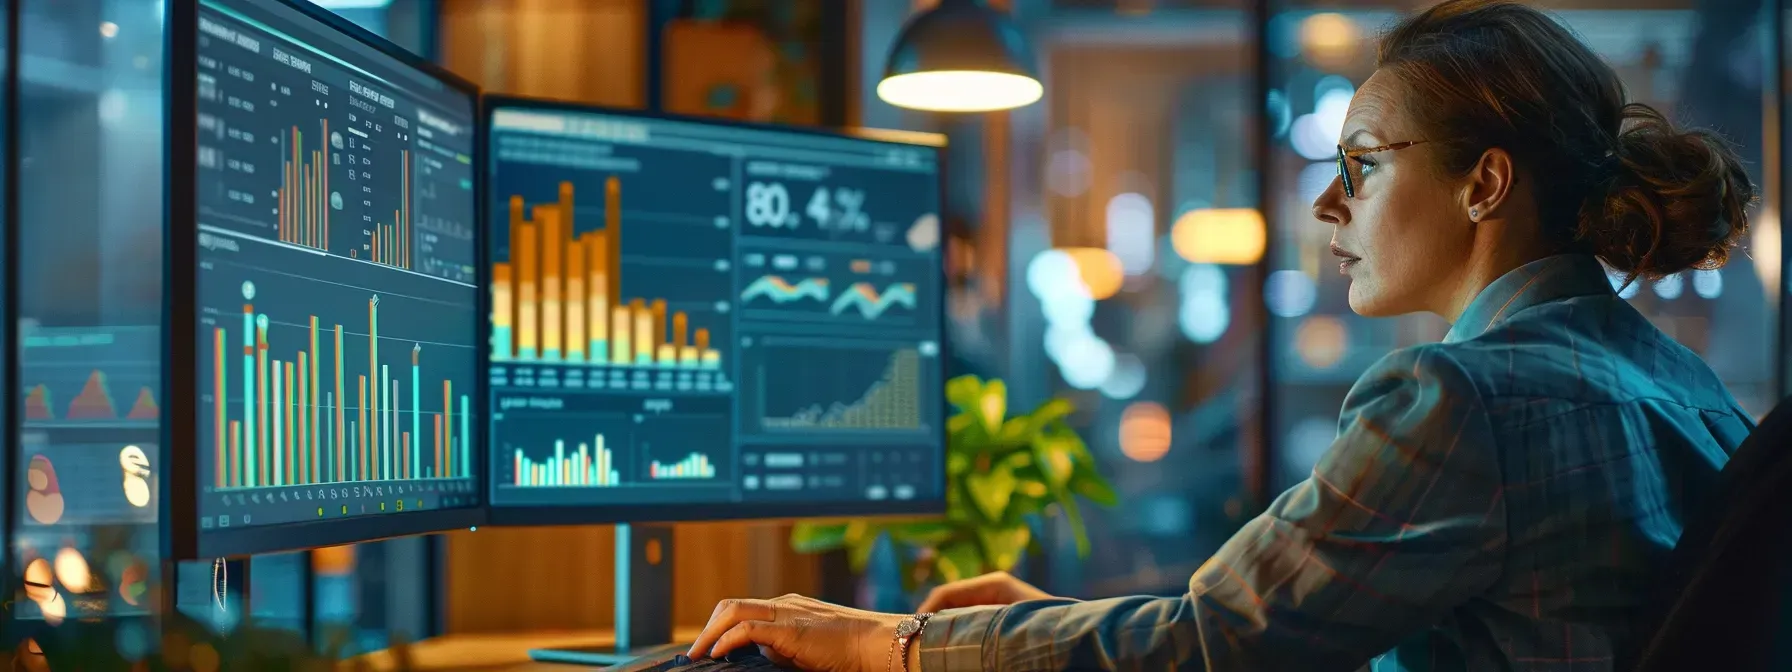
{"left": 790, "top": 375, "right": 1118, "bottom": 592}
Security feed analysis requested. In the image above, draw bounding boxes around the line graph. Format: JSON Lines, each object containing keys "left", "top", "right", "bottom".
{"left": 829, "top": 283, "right": 916, "bottom": 320}
{"left": 747, "top": 342, "right": 933, "bottom": 438}
{"left": 741, "top": 276, "right": 830, "bottom": 305}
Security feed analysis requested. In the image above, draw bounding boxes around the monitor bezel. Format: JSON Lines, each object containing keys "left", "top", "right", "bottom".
{"left": 166, "top": 0, "right": 488, "bottom": 560}
{"left": 479, "top": 94, "right": 950, "bottom": 528}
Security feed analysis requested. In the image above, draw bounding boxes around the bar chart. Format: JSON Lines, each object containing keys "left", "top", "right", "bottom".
{"left": 207, "top": 280, "right": 473, "bottom": 490}
{"left": 366, "top": 149, "right": 412, "bottom": 269}
{"left": 492, "top": 179, "right": 724, "bottom": 370}
{"left": 509, "top": 434, "right": 622, "bottom": 487}
{"left": 278, "top": 121, "right": 330, "bottom": 250}
{"left": 649, "top": 453, "right": 716, "bottom": 480}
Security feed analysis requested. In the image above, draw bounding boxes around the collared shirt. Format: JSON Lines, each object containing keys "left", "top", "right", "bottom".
{"left": 920, "top": 254, "right": 1753, "bottom": 671}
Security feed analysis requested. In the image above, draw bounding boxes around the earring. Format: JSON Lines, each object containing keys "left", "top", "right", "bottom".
{"left": 1469, "top": 208, "right": 1478, "bottom": 220}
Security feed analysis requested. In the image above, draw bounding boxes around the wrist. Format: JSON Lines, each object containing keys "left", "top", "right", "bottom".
{"left": 906, "top": 635, "right": 924, "bottom": 672}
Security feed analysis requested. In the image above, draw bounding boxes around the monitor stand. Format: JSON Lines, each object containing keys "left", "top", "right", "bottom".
{"left": 528, "top": 524, "right": 681, "bottom": 667}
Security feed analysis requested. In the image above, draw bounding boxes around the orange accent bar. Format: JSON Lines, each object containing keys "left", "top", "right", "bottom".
{"left": 214, "top": 327, "right": 226, "bottom": 488}
{"left": 402, "top": 149, "right": 409, "bottom": 268}
{"left": 517, "top": 217, "right": 538, "bottom": 357}
{"left": 435, "top": 413, "right": 443, "bottom": 479}
{"left": 673, "top": 312, "right": 688, "bottom": 348}
{"left": 443, "top": 379, "right": 454, "bottom": 478}
{"left": 285, "top": 361, "right": 296, "bottom": 485}
{"left": 650, "top": 299, "right": 667, "bottom": 348}
{"left": 335, "top": 325, "right": 345, "bottom": 483}
{"left": 279, "top": 150, "right": 288, "bottom": 241}
{"left": 298, "top": 352, "right": 309, "bottom": 485}
{"left": 605, "top": 177, "right": 622, "bottom": 316}
{"left": 358, "top": 375, "right": 368, "bottom": 481}
{"left": 309, "top": 316, "right": 320, "bottom": 484}
{"left": 567, "top": 238, "right": 585, "bottom": 360}
{"left": 588, "top": 230, "right": 607, "bottom": 351}
{"left": 322, "top": 118, "right": 330, "bottom": 249}
{"left": 695, "top": 328, "right": 710, "bottom": 352}
{"left": 538, "top": 205, "right": 563, "bottom": 359}
{"left": 257, "top": 320, "right": 269, "bottom": 486}
{"left": 230, "top": 420, "right": 241, "bottom": 488}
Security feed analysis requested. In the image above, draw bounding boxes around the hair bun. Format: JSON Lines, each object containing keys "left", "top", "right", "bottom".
{"left": 1577, "top": 103, "right": 1756, "bottom": 281}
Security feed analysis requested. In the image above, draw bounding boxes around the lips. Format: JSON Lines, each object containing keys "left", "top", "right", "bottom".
{"left": 1330, "top": 243, "right": 1361, "bottom": 274}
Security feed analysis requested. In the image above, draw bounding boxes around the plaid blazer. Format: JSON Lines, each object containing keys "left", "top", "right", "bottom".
{"left": 920, "top": 254, "right": 1753, "bottom": 671}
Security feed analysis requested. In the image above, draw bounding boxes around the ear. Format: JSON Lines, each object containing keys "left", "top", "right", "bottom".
{"left": 1462, "top": 147, "right": 1515, "bottom": 222}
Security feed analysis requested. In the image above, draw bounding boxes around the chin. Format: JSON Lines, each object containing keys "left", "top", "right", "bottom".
{"left": 1346, "top": 283, "right": 1401, "bottom": 317}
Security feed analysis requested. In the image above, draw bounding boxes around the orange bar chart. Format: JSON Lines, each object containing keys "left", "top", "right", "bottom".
{"left": 278, "top": 120, "right": 329, "bottom": 251}
{"left": 490, "top": 178, "right": 722, "bottom": 370}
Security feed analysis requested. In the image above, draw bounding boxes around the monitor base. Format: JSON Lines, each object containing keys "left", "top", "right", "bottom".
{"left": 527, "top": 523, "right": 679, "bottom": 667}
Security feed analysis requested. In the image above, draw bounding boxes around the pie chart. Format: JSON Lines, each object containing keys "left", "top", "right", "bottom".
{"left": 119, "top": 559, "right": 148, "bottom": 607}
{"left": 25, "top": 454, "right": 63, "bottom": 525}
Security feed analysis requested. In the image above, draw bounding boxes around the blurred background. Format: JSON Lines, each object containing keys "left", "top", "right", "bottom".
{"left": 7, "top": 0, "right": 1787, "bottom": 656}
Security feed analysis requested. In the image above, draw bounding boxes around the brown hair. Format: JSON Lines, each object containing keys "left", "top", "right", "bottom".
{"left": 1379, "top": 0, "right": 1755, "bottom": 280}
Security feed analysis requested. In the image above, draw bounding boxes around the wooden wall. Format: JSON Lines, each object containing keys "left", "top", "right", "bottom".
{"left": 432, "top": 0, "right": 821, "bottom": 633}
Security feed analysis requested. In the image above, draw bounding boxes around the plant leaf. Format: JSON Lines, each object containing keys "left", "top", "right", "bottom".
{"left": 1028, "top": 397, "right": 1075, "bottom": 429}
{"left": 1061, "top": 497, "right": 1091, "bottom": 556}
{"left": 936, "top": 540, "right": 984, "bottom": 584}
{"left": 1072, "top": 472, "right": 1120, "bottom": 507}
{"left": 887, "top": 520, "right": 957, "bottom": 546}
{"left": 848, "top": 534, "right": 881, "bottom": 572}
{"left": 946, "top": 375, "right": 984, "bottom": 411}
{"left": 977, "top": 525, "right": 1032, "bottom": 573}
{"left": 979, "top": 379, "right": 1008, "bottom": 431}
{"left": 1032, "top": 435, "right": 1077, "bottom": 488}
{"left": 963, "top": 463, "right": 1017, "bottom": 522}
{"left": 789, "top": 521, "right": 850, "bottom": 553}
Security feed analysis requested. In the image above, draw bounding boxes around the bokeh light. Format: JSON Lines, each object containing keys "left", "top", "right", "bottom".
{"left": 1266, "top": 269, "right": 1318, "bottom": 318}
{"left": 1062, "top": 247, "right": 1125, "bottom": 300}
{"left": 1693, "top": 268, "right": 1723, "bottom": 299}
{"left": 1295, "top": 316, "right": 1348, "bottom": 369}
{"left": 1105, "top": 193, "right": 1157, "bottom": 276}
{"left": 1119, "top": 402, "right": 1173, "bottom": 462}
{"left": 1171, "top": 209, "right": 1265, "bottom": 265}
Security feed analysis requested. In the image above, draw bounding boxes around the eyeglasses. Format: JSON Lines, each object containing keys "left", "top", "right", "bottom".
{"left": 1337, "top": 141, "right": 1428, "bottom": 198}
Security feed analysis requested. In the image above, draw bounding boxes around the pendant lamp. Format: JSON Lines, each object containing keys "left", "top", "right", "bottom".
{"left": 878, "top": 0, "right": 1042, "bottom": 113}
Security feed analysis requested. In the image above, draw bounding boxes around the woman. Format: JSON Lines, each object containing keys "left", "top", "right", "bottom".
{"left": 686, "top": 1, "right": 1758, "bottom": 670}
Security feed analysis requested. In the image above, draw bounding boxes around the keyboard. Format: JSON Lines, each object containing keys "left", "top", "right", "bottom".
{"left": 606, "top": 649, "right": 794, "bottom": 671}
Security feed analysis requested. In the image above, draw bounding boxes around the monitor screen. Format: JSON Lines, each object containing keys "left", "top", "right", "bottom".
{"left": 484, "top": 100, "right": 945, "bottom": 523}
{"left": 188, "top": 0, "right": 481, "bottom": 556}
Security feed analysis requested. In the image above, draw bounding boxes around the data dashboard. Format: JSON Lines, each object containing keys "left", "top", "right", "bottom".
{"left": 192, "top": 0, "right": 480, "bottom": 533}
{"left": 486, "top": 103, "right": 944, "bottom": 513}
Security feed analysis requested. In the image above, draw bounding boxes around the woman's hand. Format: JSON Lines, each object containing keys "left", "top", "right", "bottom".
{"left": 686, "top": 594, "right": 905, "bottom": 672}
{"left": 918, "top": 571, "right": 1058, "bottom": 612}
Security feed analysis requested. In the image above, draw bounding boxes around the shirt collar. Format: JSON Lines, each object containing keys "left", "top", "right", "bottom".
{"left": 1443, "top": 253, "right": 1616, "bottom": 343}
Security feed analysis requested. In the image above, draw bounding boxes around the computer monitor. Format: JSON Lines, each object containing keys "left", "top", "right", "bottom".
{"left": 482, "top": 96, "right": 946, "bottom": 526}
{"left": 167, "top": 0, "right": 484, "bottom": 559}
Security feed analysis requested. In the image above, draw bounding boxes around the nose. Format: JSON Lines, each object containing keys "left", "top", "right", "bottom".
{"left": 1312, "top": 175, "right": 1348, "bottom": 227}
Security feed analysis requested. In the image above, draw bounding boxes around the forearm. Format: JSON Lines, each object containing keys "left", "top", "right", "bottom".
{"left": 918, "top": 597, "right": 1206, "bottom": 672}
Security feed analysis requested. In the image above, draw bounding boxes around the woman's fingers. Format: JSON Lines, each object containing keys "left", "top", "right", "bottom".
{"left": 687, "top": 599, "right": 778, "bottom": 658}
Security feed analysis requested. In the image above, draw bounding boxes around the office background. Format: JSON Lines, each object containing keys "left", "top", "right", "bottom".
{"left": 9, "top": 0, "right": 1788, "bottom": 655}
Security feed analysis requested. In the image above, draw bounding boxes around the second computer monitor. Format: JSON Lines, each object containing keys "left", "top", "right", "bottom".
{"left": 484, "top": 97, "right": 945, "bottom": 524}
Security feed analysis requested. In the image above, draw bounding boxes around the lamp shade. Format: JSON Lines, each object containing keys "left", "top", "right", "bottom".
{"left": 878, "top": 0, "right": 1042, "bottom": 113}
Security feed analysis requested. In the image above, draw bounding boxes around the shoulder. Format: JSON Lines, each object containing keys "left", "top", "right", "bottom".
{"left": 1339, "top": 344, "right": 1492, "bottom": 445}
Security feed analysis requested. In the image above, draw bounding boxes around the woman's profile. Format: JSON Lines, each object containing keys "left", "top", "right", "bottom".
{"left": 683, "top": 1, "right": 1760, "bottom": 670}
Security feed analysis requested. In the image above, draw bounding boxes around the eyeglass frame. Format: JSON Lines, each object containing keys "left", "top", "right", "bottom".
{"left": 1337, "top": 140, "right": 1429, "bottom": 198}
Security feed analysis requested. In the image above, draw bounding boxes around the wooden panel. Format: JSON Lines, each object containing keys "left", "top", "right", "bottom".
{"left": 443, "top": 522, "right": 819, "bottom": 634}
{"left": 438, "top": 0, "right": 645, "bottom": 107}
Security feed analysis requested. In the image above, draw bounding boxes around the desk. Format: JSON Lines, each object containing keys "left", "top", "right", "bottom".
{"left": 351, "top": 629, "right": 704, "bottom": 671}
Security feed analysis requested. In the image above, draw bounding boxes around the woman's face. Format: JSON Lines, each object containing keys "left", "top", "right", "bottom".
{"left": 1312, "top": 70, "right": 1475, "bottom": 317}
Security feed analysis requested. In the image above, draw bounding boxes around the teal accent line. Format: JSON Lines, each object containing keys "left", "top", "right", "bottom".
{"left": 616, "top": 524, "right": 632, "bottom": 647}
